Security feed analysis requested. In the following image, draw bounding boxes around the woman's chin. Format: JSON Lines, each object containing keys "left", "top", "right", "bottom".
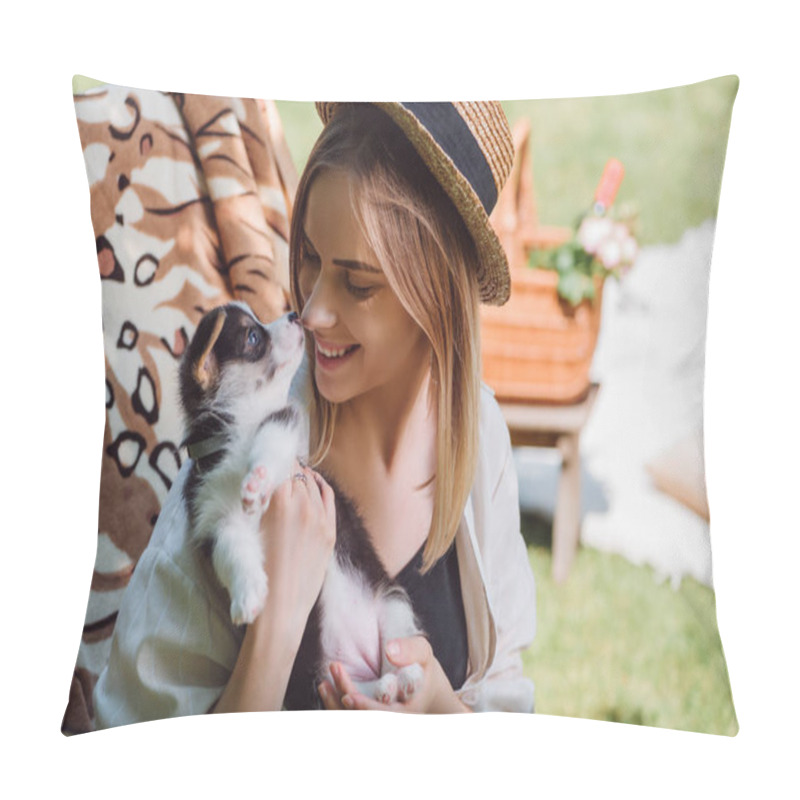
{"left": 314, "top": 373, "right": 352, "bottom": 405}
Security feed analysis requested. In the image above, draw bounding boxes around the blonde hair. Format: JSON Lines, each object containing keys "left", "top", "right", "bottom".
{"left": 290, "top": 104, "right": 482, "bottom": 573}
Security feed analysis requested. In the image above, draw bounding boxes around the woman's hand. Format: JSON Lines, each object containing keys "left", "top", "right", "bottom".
{"left": 257, "top": 463, "right": 336, "bottom": 642}
{"left": 318, "top": 636, "right": 471, "bottom": 714}
{"left": 213, "top": 464, "right": 335, "bottom": 714}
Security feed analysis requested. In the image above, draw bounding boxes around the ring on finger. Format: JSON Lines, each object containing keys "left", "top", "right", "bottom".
{"left": 292, "top": 472, "right": 308, "bottom": 484}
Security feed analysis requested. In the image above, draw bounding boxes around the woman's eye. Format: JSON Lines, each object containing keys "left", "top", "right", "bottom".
{"left": 301, "top": 246, "right": 320, "bottom": 268}
{"left": 345, "top": 276, "right": 376, "bottom": 299}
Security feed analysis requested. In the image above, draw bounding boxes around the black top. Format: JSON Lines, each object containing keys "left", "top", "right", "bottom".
{"left": 284, "top": 538, "right": 469, "bottom": 709}
{"left": 394, "top": 539, "right": 468, "bottom": 691}
{"left": 283, "top": 476, "right": 469, "bottom": 709}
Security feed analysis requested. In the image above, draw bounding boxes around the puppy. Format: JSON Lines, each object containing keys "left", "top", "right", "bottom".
{"left": 180, "top": 302, "right": 305, "bottom": 626}
{"left": 180, "top": 302, "right": 424, "bottom": 706}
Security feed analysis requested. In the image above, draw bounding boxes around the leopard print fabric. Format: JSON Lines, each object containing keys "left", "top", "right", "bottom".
{"left": 63, "top": 83, "right": 296, "bottom": 733}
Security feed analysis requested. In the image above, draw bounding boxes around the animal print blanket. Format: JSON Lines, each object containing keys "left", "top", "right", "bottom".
{"left": 62, "top": 84, "right": 297, "bottom": 733}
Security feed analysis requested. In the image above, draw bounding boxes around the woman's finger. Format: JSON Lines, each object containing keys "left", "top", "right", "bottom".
{"left": 306, "top": 469, "right": 336, "bottom": 545}
{"left": 316, "top": 471, "right": 336, "bottom": 520}
{"left": 384, "top": 636, "right": 432, "bottom": 668}
{"left": 302, "top": 465, "right": 325, "bottom": 511}
{"left": 342, "top": 692, "right": 389, "bottom": 712}
{"left": 288, "top": 460, "right": 309, "bottom": 495}
{"left": 317, "top": 680, "right": 343, "bottom": 710}
{"left": 329, "top": 662, "right": 359, "bottom": 703}
{"left": 288, "top": 464, "right": 317, "bottom": 507}
{"left": 309, "top": 467, "right": 327, "bottom": 494}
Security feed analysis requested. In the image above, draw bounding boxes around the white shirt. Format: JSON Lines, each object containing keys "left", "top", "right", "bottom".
{"left": 94, "top": 384, "right": 537, "bottom": 727}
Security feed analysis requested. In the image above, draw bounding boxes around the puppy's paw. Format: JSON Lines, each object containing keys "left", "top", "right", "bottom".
{"left": 241, "top": 465, "right": 273, "bottom": 515}
{"left": 397, "top": 663, "right": 424, "bottom": 703}
{"left": 374, "top": 672, "right": 399, "bottom": 705}
{"left": 229, "top": 569, "right": 268, "bottom": 626}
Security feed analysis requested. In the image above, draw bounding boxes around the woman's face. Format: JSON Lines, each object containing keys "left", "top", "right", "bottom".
{"left": 297, "top": 169, "right": 429, "bottom": 406}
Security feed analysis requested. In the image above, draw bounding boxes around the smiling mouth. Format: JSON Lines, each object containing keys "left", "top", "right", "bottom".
{"left": 316, "top": 341, "right": 360, "bottom": 368}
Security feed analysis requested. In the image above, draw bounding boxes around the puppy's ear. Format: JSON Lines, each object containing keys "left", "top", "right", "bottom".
{"left": 192, "top": 308, "right": 227, "bottom": 391}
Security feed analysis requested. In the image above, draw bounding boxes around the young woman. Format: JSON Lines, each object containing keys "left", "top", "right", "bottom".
{"left": 93, "top": 102, "right": 536, "bottom": 725}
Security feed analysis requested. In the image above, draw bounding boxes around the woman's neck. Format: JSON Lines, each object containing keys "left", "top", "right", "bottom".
{"left": 330, "top": 365, "right": 436, "bottom": 481}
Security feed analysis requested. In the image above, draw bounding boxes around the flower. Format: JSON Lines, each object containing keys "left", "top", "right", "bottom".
{"left": 597, "top": 238, "right": 622, "bottom": 269}
{"left": 531, "top": 211, "right": 639, "bottom": 306}
{"left": 577, "top": 216, "right": 614, "bottom": 255}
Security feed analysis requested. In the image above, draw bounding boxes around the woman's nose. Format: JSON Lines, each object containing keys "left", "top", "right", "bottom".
{"left": 300, "top": 274, "right": 337, "bottom": 330}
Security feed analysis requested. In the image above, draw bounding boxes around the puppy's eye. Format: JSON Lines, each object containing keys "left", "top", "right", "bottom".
{"left": 247, "top": 328, "right": 261, "bottom": 347}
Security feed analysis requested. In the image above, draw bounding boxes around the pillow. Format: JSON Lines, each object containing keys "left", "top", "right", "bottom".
{"left": 63, "top": 77, "right": 738, "bottom": 735}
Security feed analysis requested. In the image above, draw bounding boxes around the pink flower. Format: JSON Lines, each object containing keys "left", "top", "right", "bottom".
{"left": 597, "top": 238, "right": 622, "bottom": 269}
{"left": 577, "top": 216, "right": 613, "bottom": 255}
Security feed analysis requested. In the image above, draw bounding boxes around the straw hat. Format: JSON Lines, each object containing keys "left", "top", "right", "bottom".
{"left": 315, "top": 102, "right": 514, "bottom": 306}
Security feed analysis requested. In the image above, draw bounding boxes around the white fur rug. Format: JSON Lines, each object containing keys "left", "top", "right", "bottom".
{"left": 514, "top": 221, "right": 716, "bottom": 588}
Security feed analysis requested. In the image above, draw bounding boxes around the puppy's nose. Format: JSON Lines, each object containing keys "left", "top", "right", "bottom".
{"left": 288, "top": 311, "right": 299, "bottom": 323}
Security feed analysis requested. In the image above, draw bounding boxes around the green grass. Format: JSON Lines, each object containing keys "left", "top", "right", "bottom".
{"left": 520, "top": 512, "right": 738, "bottom": 735}
{"left": 502, "top": 77, "right": 738, "bottom": 245}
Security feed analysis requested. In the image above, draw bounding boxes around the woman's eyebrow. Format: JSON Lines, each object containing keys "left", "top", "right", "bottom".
{"left": 302, "top": 229, "right": 380, "bottom": 273}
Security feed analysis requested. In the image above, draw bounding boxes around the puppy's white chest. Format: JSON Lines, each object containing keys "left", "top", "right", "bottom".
{"left": 319, "top": 565, "right": 385, "bottom": 681}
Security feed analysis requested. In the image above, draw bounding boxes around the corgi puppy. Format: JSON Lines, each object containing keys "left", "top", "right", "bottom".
{"left": 179, "top": 302, "right": 423, "bottom": 706}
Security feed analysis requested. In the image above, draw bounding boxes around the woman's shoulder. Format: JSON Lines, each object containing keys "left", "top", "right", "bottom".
{"left": 478, "top": 382, "right": 511, "bottom": 451}
{"left": 479, "top": 381, "right": 504, "bottom": 425}
{"left": 476, "top": 382, "right": 513, "bottom": 490}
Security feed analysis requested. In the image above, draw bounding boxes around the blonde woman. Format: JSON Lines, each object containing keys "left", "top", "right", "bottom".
{"left": 93, "top": 102, "right": 536, "bottom": 725}
{"left": 216, "top": 101, "right": 535, "bottom": 714}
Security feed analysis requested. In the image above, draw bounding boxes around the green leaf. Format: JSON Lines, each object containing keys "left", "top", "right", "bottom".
{"left": 555, "top": 247, "right": 575, "bottom": 273}
{"left": 558, "top": 271, "right": 595, "bottom": 306}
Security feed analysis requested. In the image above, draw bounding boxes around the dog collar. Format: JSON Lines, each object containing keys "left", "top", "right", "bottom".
{"left": 186, "top": 434, "right": 228, "bottom": 461}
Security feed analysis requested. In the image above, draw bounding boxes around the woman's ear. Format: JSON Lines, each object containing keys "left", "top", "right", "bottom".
{"left": 192, "top": 308, "right": 227, "bottom": 391}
